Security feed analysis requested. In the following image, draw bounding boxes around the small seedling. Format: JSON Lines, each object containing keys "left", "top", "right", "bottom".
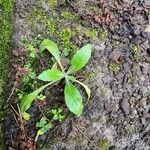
{"left": 20, "top": 39, "right": 92, "bottom": 120}
{"left": 22, "top": 63, "right": 36, "bottom": 84}
{"left": 36, "top": 94, "right": 46, "bottom": 101}
{"left": 27, "top": 44, "right": 37, "bottom": 59}
{"left": 35, "top": 117, "right": 52, "bottom": 142}
{"left": 51, "top": 108, "right": 65, "bottom": 121}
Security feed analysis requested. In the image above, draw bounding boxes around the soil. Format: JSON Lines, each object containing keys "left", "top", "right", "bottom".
{"left": 3, "top": 0, "right": 150, "bottom": 150}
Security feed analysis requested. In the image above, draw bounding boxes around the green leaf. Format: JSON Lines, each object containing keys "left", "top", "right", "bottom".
{"left": 53, "top": 114, "right": 59, "bottom": 120}
{"left": 40, "top": 39, "right": 60, "bottom": 63}
{"left": 68, "top": 76, "right": 76, "bottom": 82}
{"left": 36, "top": 117, "right": 47, "bottom": 128}
{"left": 64, "top": 81, "right": 83, "bottom": 116}
{"left": 20, "top": 82, "right": 53, "bottom": 120}
{"left": 22, "top": 112, "right": 30, "bottom": 121}
{"left": 67, "top": 44, "right": 92, "bottom": 74}
{"left": 28, "top": 71, "right": 36, "bottom": 79}
{"left": 51, "top": 109, "right": 57, "bottom": 114}
{"left": 58, "top": 108, "right": 63, "bottom": 113}
{"left": 75, "top": 80, "right": 91, "bottom": 100}
{"left": 37, "top": 123, "right": 52, "bottom": 135}
{"left": 38, "top": 68, "right": 64, "bottom": 82}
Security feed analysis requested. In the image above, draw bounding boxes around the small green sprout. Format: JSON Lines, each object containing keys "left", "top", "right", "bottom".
{"left": 36, "top": 94, "right": 46, "bottom": 101}
{"left": 27, "top": 44, "right": 37, "bottom": 59}
{"left": 22, "top": 63, "right": 36, "bottom": 84}
{"left": 51, "top": 108, "right": 65, "bottom": 121}
{"left": 20, "top": 39, "right": 92, "bottom": 120}
{"left": 35, "top": 117, "right": 52, "bottom": 142}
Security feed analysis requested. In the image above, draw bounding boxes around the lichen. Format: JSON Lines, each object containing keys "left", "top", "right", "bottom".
{"left": 98, "top": 27, "right": 108, "bottom": 41}
{"left": 109, "top": 62, "right": 120, "bottom": 73}
{"left": 0, "top": 0, "right": 14, "bottom": 148}
{"left": 131, "top": 45, "right": 140, "bottom": 62}
{"left": 99, "top": 139, "right": 110, "bottom": 150}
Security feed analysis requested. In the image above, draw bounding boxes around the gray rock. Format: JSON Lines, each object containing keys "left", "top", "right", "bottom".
{"left": 120, "top": 99, "right": 130, "bottom": 115}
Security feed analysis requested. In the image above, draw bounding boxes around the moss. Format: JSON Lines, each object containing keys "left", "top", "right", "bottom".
{"left": 25, "top": 7, "right": 48, "bottom": 31}
{"left": 84, "top": 28, "right": 97, "bottom": 38}
{"left": 109, "top": 62, "right": 120, "bottom": 73}
{"left": 61, "top": 11, "right": 76, "bottom": 21}
{"left": 0, "top": 0, "right": 14, "bottom": 148}
{"left": 47, "top": 0, "right": 58, "bottom": 8}
{"left": 99, "top": 139, "right": 110, "bottom": 150}
{"left": 46, "top": 19, "right": 57, "bottom": 35}
{"left": 131, "top": 45, "right": 140, "bottom": 62}
{"left": 25, "top": 4, "right": 79, "bottom": 56}
{"left": 59, "top": 27, "right": 77, "bottom": 56}
{"left": 98, "top": 28, "right": 108, "bottom": 41}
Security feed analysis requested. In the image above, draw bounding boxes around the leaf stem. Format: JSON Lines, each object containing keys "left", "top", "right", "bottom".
{"left": 34, "top": 134, "right": 39, "bottom": 143}
{"left": 58, "top": 61, "right": 65, "bottom": 73}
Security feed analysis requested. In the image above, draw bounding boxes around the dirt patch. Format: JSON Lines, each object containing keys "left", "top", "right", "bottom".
{"left": 4, "top": 0, "right": 150, "bottom": 150}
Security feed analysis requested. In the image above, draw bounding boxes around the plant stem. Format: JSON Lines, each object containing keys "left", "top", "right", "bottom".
{"left": 34, "top": 134, "right": 39, "bottom": 143}
{"left": 58, "top": 61, "right": 65, "bottom": 73}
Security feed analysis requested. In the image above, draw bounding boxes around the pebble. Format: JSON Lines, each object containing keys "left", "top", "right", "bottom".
{"left": 120, "top": 99, "right": 130, "bottom": 115}
{"left": 109, "top": 50, "right": 122, "bottom": 62}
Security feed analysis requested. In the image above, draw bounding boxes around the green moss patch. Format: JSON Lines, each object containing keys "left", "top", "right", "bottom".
{"left": 0, "top": 0, "right": 14, "bottom": 148}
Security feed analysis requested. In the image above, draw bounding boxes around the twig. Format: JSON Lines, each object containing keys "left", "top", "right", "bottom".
{"left": 72, "top": 121, "right": 100, "bottom": 150}
{"left": 39, "top": 58, "right": 45, "bottom": 68}
{"left": 10, "top": 104, "right": 19, "bottom": 117}
{"left": 7, "top": 84, "right": 16, "bottom": 102}
{"left": 37, "top": 105, "right": 51, "bottom": 123}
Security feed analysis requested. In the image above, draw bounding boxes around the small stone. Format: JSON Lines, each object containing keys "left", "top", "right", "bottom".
{"left": 109, "top": 50, "right": 122, "bottom": 62}
{"left": 120, "top": 99, "right": 130, "bottom": 115}
{"left": 145, "top": 24, "right": 150, "bottom": 33}
{"left": 139, "top": 98, "right": 147, "bottom": 107}
{"left": 141, "top": 117, "right": 146, "bottom": 125}
{"left": 104, "top": 101, "right": 115, "bottom": 112}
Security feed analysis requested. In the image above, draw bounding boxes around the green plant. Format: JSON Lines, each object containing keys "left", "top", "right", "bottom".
{"left": 36, "top": 94, "right": 46, "bottom": 101}
{"left": 20, "top": 39, "right": 92, "bottom": 120}
{"left": 22, "top": 63, "right": 36, "bottom": 84}
{"left": 27, "top": 44, "right": 37, "bottom": 59}
{"left": 51, "top": 108, "right": 65, "bottom": 121}
{"left": 35, "top": 117, "right": 52, "bottom": 142}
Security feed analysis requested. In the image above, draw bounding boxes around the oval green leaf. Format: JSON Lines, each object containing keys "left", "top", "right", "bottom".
{"left": 67, "top": 44, "right": 92, "bottom": 74}
{"left": 37, "top": 123, "right": 52, "bottom": 135}
{"left": 38, "top": 68, "right": 65, "bottom": 82}
{"left": 64, "top": 81, "right": 83, "bottom": 116}
{"left": 40, "top": 39, "right": 60, "bottom": 63}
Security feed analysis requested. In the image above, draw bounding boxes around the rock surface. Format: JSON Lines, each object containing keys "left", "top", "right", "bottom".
{"left": 4, "top": 0, "right": 150, "bottom": 150}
